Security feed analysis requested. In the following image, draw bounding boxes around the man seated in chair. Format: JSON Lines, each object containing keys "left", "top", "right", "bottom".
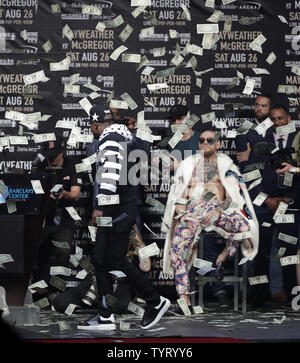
{"left": 162, "top": 127, "right": 259, "bottom": 312}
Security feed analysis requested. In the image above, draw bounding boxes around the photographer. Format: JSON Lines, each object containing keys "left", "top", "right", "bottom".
{"left": 249, "top": 104, "right": 300, "bottom": 308}
{"left": 31, "top": 138, "right": 82, "bottom": 304}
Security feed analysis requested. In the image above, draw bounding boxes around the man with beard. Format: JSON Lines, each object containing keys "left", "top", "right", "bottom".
{"left": 236, "top": 93, "right": 274, "bottom": 172}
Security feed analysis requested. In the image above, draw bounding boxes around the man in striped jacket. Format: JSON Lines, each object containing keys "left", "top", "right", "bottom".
{"left": 78, "top": 104, "right": 170, "bottom": 331}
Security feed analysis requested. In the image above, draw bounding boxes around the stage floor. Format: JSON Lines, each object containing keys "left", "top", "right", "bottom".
{"left": 13, "top": 301, "right": 300, "bottom": 343}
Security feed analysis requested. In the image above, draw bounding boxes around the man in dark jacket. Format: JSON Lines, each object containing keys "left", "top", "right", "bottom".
{"left": 77, "top": 105, "right": 170, "bottom": 331}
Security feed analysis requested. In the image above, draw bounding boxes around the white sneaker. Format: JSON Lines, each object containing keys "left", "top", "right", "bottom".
{"left": 77, "top": 314, "right": 116, "bottom": 331}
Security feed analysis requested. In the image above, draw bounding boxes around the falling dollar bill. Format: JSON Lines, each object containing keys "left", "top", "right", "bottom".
{"left": 34, "top": 297, "right": 50, "bottom": 309}
{"left": 278, "top": 233, "right": 298, "bottom": 245}
{"left": 23, "top": 70, "right": 49, "bottom": 85}
{"left": 276, "top": 123, "right": 296, "bottom": 136}
{"left": 97, "top": 194, "right": 120, "bottom": 206}
{"left": 96, "top": 217, "right": 112, "bottom": 227}
{"left": 119, "top": 320, "right": 131, "bottom": 332}
{"left": 122, "top": 53, "right": 141, "bottom": 63}
{"left": 109, "top": 99, "right": 128, "bottom": 109}
{"left": 50, "top": 56, "right": 70, "bottom": 71}
{"left": 120, "top": 92, "right": 138, "bottom": 110}
{"left": 104, "top": 15, "right": 124, "bottom": 28}
{"left": 65, "top": 207, "right": 81, "bottom": 221}
{"left": 207, "top": 9, "right": 224, "bottom": 23}
{"left": 62, "top": 24, "right": 74, "bottom": 41}
{"left": 127, "top": 302, "right": 145, "bottom": 317}
{"left": 82, "top": 5, "right": 102, "bottom": 16}
{"left": 242, "top": 169, "right": 261, "bottom": 182}
{"left": 177, "top": 298, "right": 192, "bottom": 316}
{"left": 138, "top": 242, "right": 160, "bottom": 259}
{"left": 248, "top": 275, "right": 269, "bottom": 285}
{"left": 201, "top": 111, "right": 216, "bottom": 123}
{"left": 171, "top": 124, "right": 188, "bottom": 133}
{"left": 28, "top": 280, "right": 48, "bottom": 293}
{"left": 273, "top": 202, "right": 289, "bottom": 218}
{"left": 52, "top": 240, "right": 70, "bottom": 249}
{"left": 6, "top": 199, "right": 17, "bottom": 214}
{"left": 280, "top": 255, "right": 300, "bottom": 266}
{"left": 58, "top": 321, "right": 72, "bottom": 331}
{"left": 168, "top": 130, "right": 183, "bottom": 149}
{"left": 180, "top": 4, "right": 191, "bottom": 20}
{"left": 208, "top": 87, "right": 219, "bottom": 102}
{"left": 242, "top": 78, "right": 256, "bottom": 95}
{"left": 64, "top": 84, "right": 80, "bottom": 94}
{"left": 283, "top": 172, "right": 293, "bottom": 187}
{"left": 252, "top": 68, "right": 270, "bottom": 75}
{"left": 255, "top": 117, "right": 273, "bottom": 135}
{"left": 33, "top": 133, "right": 56, "bottom": 143}
{"left": 119, "top": 23, "right": 133, "bottom": 42}
{"left": 65, "top": 303, "right": 77, "bottom": 316}
{"left": 50, "top": 266, "right": 72, "bottom": 276}
{"left": 79, "top": 97, "right": 93, "bottom": 115}
{"left": 236, "top": 119, "right": 256, "bottom": 134}
{"left": 193, "top": 258, "right": 212, "bottom": 269}
{"left": 197, "top": 23, "right": 219, "bottom": 34}
{"left": 132, "top": 5, "right": 147, "bottom": 18}
{"left": 147, "top": 83, "right": 169, "bottom": 91}
{"left": 31, "top": 180, "right": 44, "bottom": 194}
{"left": 49, "top": 276, "right": 67, "bottom": 291}
{"left": 249, "top": 34, "right": 266, "bottom": 53}
{"left": 266, "top": 52, "right": 276, "bottom": 65}
{"left": 9, "top": 136, "right": 28, "bottom": 145}
{"left": 274, "top": 214, "right": 295, "bottom": 224}
{"left": 253, "top": 192, "right": 268, "bottom": 206}
{"left": 153, "top": 47, "right": 166, "bottom": 57}
{"left": 110, "top": 45, "right": 128, "bottom": 61}
{"left": 0, "top": 254, "right": 14, "bottom": 265}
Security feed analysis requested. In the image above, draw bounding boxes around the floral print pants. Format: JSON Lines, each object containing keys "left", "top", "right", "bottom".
{"left": 170, "top": 200, "right": 250, "bottom": 296}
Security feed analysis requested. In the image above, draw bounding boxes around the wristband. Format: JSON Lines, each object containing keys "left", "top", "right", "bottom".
{"left": 289, "top": 167, "right": 299, "bottom": 174}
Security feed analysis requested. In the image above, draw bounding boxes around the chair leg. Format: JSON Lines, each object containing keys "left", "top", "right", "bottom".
{"left": 234, "top": 253, "right": 239, "bottom": 311}
{"left": 242, "top": 262, "right": 247, "bottom": 313}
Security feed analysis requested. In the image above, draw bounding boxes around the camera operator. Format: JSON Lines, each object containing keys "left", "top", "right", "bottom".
{"left": 31, "top": 137, "right": 82, "bottom": 304}
{"left": 249, "top": 104, "right": 300, "bottom": 308}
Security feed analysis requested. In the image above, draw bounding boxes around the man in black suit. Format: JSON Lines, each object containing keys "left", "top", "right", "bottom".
{"left": 236, "top": 93, "right": 273, "bottom": 172}
{"left": 248, "top": 104, "right": 299, "bottom": 308}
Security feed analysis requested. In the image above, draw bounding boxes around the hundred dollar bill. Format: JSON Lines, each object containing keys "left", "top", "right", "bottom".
{"left": 242, "top": 78, "right": 256, "bottom": 95}
{"left": 168, "top": 130, "right": 183, "bottom": 149}
{"left": 185, "top": 43, "right": 203, "bottom": 56}
{"left": 255, "top": 117, "right": 273, "bottom": 135}
{"left": 65, "top": 206, "right": 81, "bottom": 221}
{"left": 169, "top": 29, "right": 178, "bottom": 38}
{"left": 278, "top": 233, "right": 298, "bottom": 245}
{"left": 50, "top": 56, "right": 70, "bottom": 71}
{"left": 65, "top": 303, "right": 77, "bottom": 315}
{"left": 242, "top": 169, "right": 261, "bottom": 182}
{"left": 82, "top": 153, "right": 97, "bottom": 166}
{"left": 224, "top": 16, "right": 232, "bottom": 32}
{"left": 122, "top": 53, "right": 141, "bottom": 63}
{"left": 120, "top": 92, "right": 138, "bottom": 110}
{"left": 34, "top": 297, "right": 50, "bottom": 309}
{"left": 132, "top": 5, "right": 147, "bottom": 18}
{"left": 283, "top": 172, "right": 293, "bottom": 187}
{"left": 96, "top": 217, "right": 112, "bottom": 227}
{"left": 252, "top": 68, "right": 270, "bottom": 75}
{"left": 69, "top": 73, "right": 80, "bottom": 85}
{"left": 105, "top": 15, "right": 124, "bottom": 28}
{"left": 127, "top": 302, "right": 145, "bottom": 318}
{"left": 194, "top": 95, "right": 200, "bottom": 104}
{"left": 88, "top": 226, "right": 97, "bottom": 242}
{"left": 181, "top": 4, "right": 191, "bottom": 21}
{"left": 138, "top": 242, "right": 160, "bottom": 259}
{"left": 26, "top": 112, "right": 41, "bottom": 122}
{"left": 207, "top": 10, "right": 224, "bottom": 23}
{"left": 276, "top": 123, "right": 296, "bottom": 136}
{"left": 177, "top": 298, "right": 192, "bottom": 316}
{"left": 110, "top": 45, "right": 128, "bottom": 61}
{"left": 248, "top": 275, "right": 269, "bottom": 286}
{"left": 75, "top": 162, "right": 92, "bottom": 173}
{"left": 55, "top": 120, "right": 76, "bottom": 129}
{"left": 280, "top": 255, "right": 300, "bottom": 266}
{"left": 51, "top": 4, "right": 61, "bottom": 12}
{"left": 197, "top": 23, "right": 219, "bottom": 34}
{"left": 23, "top": 70, "right": 49, "bottom": 85}
{"left": 29, "top": 280, "right": 48, "bottom": 293}
{"left": 82, "top": 5, "right": 102, "bottom": 16}
{"left": 119, "top": 320, "right": 131, "bottom": 332}
{"left": 205, "top": 0, "right": 215, "bottom": 7}
{"left": 145, "top": 196, "right": 164, "bottom": 211}
{"left": 31, "top": 180, "right": 44, "bottom": 194}
{"left": 136, "top": 129, "right": 153, "bottom": 143}
{"left": 208, "top": 87, "right": 219, "bottom": 102}
{"left": 201, "top": 111, "right": 216, "bottom": 123}
{"left": 49, "top": 276, "right": 67, "bottom": 291}
{"left": 79, "top": 97, "right": 93, "bottom": 115}
{"left": 171, "top": 124, "right": 188, "bottom": 133}
{"left": 76, "top": 269, "right": 88, "bottom": 279}
{"left": 97, "top": 194, "right": 120, "bottom": 206}
{"left": 9, "top": 136, "right": 28, "bottom": 145}
{"left": 140, "top": 26, "right": 155, "bottom": 38}
{"left": 236, "top": 119, "right": 256, "bottom": 134}
{"left": 50, "top": 266, "right": 72, "bottom": 276}
{"left": 109, "top": 99, "right": 128, "bottom": 109}
{"left": 6, "top": 199, "right": 17, "bottom": 214}
{"left": 185, "top": 114, "right": 200, "bottom": 128}
{"left": 155, "top": 67, "right": 175, "bottom": 78}
{"left": 5, "top": 110, "right": 26, "bottom": 121}
{"left": 266, "top": 52, "right": 276, "bottom": 65}
{"left": 64, "top": 84, "right": 80, "bottom": 94}
{"left": 253, "top": 192, "right": 268, "bottom": 206}
{"left": 171, "top": 54, "right": 184, "bottom": 67}
{"left": 249, "top": 34, "right": 266, "bottom": 53}
{"left": 58, "top": 321, "right": 71, "bottom": 331}
{"left": 274, "top": 214, "right": 294, "bottom": 224}
{"left": 62, "top": 24, "right": 74, "bottom": 41}
{"left": 193, "top": 258, "right": 212, "bottom": 269}
{"left": 34, "top": 133, "right": 56, "bottom": 143}
{"left": 147, "top": 83, "right": 169, "bottom": 91}
{"left": 42, "top": 40, "right": 52, "bottom": 53}
{"left": 52, "top": 240, "right": 70, "bottom": 249}
{"left": 131, "top": 0, "right": 151, "bottom": 5}
{"left": 193, "top": 305, "right": 204, "bottom": 314}
{"left": 274, "top": 201, "right": 289, "bottom": 217}
{"left": 119, "top": 23, "right": 133, "bottom": 42}
{"left": 96, "top": 22, "right": 106, "bottom": 32}
{"left": 142, "top": 66, "right": 155, "bottom": 75}
{"left": 153, "top": 47, "right": 165, "bottom": 57}
{"left": 202, "top": 33, "right": 213, "bottom": 49}
{"left": 238, "top": 17, "right": 257, "bottom": 25}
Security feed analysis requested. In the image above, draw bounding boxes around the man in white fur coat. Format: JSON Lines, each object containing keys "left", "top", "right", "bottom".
{"left": 162, "top": 127, "right": 259, "bottom": 311}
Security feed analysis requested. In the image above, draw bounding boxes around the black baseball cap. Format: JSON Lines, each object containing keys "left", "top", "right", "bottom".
{"left": 89, "top": 104, "right": 114, "bottom": 124}
{"left": 168, "top": 105, "right": 188, "bottom": 122}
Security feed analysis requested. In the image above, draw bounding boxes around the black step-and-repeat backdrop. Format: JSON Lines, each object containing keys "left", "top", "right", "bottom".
{"left": 0, "top": 0, "right": 300, "bottom": 297}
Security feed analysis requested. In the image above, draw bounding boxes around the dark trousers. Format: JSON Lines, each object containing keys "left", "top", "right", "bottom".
{"left": 92, "top": 201, "right": 160, "bottom": 316}
{"left": 251, "top": 211, "right": 299, "bottom": 300}
{"left": 32, "top": 221, "right": 75, "bottom": 301}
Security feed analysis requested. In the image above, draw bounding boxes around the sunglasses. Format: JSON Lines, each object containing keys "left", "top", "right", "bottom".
{"left": 199, "top": 137, "right": 216, "bottom": 145}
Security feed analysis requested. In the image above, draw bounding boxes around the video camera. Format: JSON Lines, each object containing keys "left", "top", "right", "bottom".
{"left": 254, "top": 142, "right": 297, "bottom": 170}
